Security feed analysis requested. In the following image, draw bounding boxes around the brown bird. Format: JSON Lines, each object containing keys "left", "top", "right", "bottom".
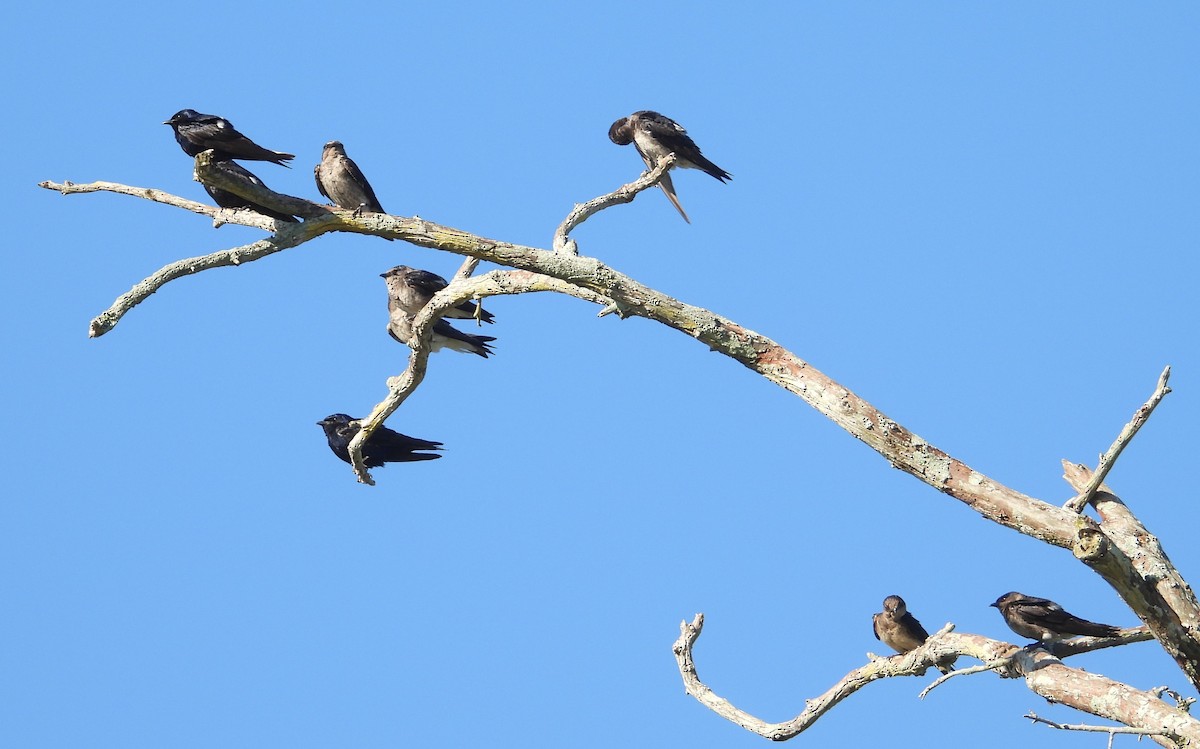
{"left": 873, "top": 595, "right": 955, "bottom": 674}
{"left": 379, "top": 265, "right": 494, "bottom": 324}
{"left": 314, "top": 140, "right": 386, "bottom": 216}
{"left": 991, "top": 592, "right": 1123, "bottom": 643}
{"left": 608, "top": 110, "right": 730, "bottom": 223}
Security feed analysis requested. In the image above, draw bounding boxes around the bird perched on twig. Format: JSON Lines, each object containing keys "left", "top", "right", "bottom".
{"left": 201, "top": 159, "right": 298, "bottom": 223}
{"left": 608, "top": 110, "right": 731, "bottom": 223}
{"left": 315, "top": 140, "right": 386, "bottom": 217}
{"left": 872, "top": 595, "right": 955, "bottom": 674}
{"left": 385, "top": 310, "right": 496, "bottom": 358}
{"left": 991, "top": 592, "right": 1123, "bottom": 644}
{"left": 380, "top": 265, "right": 494, "bottom": 324}
{"left": 164, "top": 109, "right": 294, "bottom": 166}
{"left": 316, "top": 413, "right": 442, "bottom": 467}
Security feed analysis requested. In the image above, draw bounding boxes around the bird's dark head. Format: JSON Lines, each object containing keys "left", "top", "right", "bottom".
{"left": 164, "top": 109, "right": 198, "bottom": 126}
{"left": 380, "top": 265, "right": 411, "bottom": 280}
{"left": 317, "top": 413, "right": 354, "bottom": 429}
{"left": 608, "top": 117, "right": 634, "bottom": 146}
{"left": 991, "top": 592, "right": 1020, "bottom": 609}
{"left": 323, "top": 140, "right": 345, "bottom": 154}
{"left": 881, "top": 595, "right": 907, "bottom": 616}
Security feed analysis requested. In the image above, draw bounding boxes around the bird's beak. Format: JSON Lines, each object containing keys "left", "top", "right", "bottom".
{"left": 162, "top": 119, "right": 174, "bottom": 125}
{"left": 989, "top": 602, "right": 999, "bottom": 608}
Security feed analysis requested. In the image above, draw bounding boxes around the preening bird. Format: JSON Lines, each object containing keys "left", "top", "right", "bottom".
{"left": 608, "top": 110, "right": 730, "bottom": 223}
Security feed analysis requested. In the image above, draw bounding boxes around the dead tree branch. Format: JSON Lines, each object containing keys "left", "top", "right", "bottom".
{"left": 673, "top": 614, "right": 1193, "bottom": 745}
{"left": 1065, "top": 365, "right": 1172, "bottom": 513}
{"left": 552, "top": 154, "right": 676, "bottom": 254}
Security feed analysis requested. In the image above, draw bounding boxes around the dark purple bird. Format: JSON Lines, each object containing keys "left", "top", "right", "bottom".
{"left": 164, "top": 109, "right": 294, "bottom": 166}
{"left": 316, "top": 413, "right": 442, "bottom": 468}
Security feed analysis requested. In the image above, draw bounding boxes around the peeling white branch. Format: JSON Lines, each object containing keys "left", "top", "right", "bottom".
{"left": 673, "top": 614, "right": 1190, "bottom": 743}
{"left": 1065, "top": 366, "right": 1172, "bottom": 513}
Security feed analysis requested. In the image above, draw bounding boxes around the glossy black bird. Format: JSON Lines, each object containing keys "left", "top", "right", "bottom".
{"left": 203, "top": 159, "right": 298, "bottom": 223}
{"left": 380, "top": 265, "right": 495, "bottom": 324}
{"left": 315, "top": 141, "right": 386, "bottom": 215}
{"left": 608, "top": 110, "right": 731, "bottom": 223}
{"left": 873, "top": 595, "right": 955, "bottom": 675}
{"left": 316, "top": 413, "right": 442, "bottom": 467}
{"left": 164, "top": 109, "right": 294, "bottom": 166}
{"left": 991, "top": 592, "right": 1123, "bottom": 643}
{"left": 386, "top": 309, "right": 496, "bottom": 358}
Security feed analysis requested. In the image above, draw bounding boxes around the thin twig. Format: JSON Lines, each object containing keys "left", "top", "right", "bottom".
{"left": 1065, "top": 366, "right": 1172, "bottom": 513}
{"left": 552, "top": 154, "right": 677, "bottom": 255}
{"left": 1024, "top": 711, "right": 1172, "bottom": 737}
{"left": 38, "top": 179, "right": 281, "bottom": 231}
{"left": 345, "top": 269, "right": 613, "bottom": 484}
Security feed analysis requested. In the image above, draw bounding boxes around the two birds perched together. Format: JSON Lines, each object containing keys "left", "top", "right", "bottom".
{"left": 873, "top": 592, "right": 1128, "bottom": 675}
{"left": 164, "top": 107, "right": 731, "bottom": 472}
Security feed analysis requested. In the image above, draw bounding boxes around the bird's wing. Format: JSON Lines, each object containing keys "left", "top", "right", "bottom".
{"left": 340, "top": 155, "right": 385, "bottom": 213}
{"left": 656, "top": 172, "right": 690, "bottom": 223}
{"left": 403, "top": 269, "right": 450, "bottom": 298}
{"left": 314, "top": 164, "right": 330, "bottom": 200}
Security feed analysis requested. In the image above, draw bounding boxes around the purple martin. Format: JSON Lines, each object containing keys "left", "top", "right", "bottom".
{"left": 386, "top": 309, "right": 496, "bottom": 358}
{"left": 872, "top": 595, "right": 955, "bottom": 674}
{"left": 164, "top": 109, "right": 294, "bottom": 166}
{"left": 991, "top": 592, "right": 1122, "bottom": 644}
{"left": 315, "top": 141, "right": 386, "bottom": 216}
{"left": 608, "top": 110, "right": 731, "bottom": 223}
{"left": 316, "top": 413, "right": 442, "bottom": 467}
{"left": 380, "top": 265, "right": 494, "bottom": 324}
{"left": 203, "top": 160, "right": 298, "bottom": 223}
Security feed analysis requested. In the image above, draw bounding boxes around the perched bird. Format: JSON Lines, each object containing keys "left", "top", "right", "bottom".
{"left": 315, "top": 140, "right": 386, "bottom": 216}
{"left": 203, "top": 159, "right": 297, "bottom": 223}
{"left": 873, "top": 595, "right": 955, "bottom": 674}
{"left": 164, "top": 109, "right": 294, "bottom": 166}
{"left": 386, "top": 309, "right": 496, "bottom": 358}
{"left": 380, "top": 265, "right": 494, "bottom": 324}
{"left": 316, "top": 413, "right": 442, "bottom": 467}
{"left": 608, "top": 110, "right": 731, "bottom": 223}
{"left": 991, "top": 592, "right": 1123, "bottom": 643}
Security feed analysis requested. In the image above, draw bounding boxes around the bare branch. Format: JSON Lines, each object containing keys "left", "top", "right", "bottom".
{"left": 1062, "top": 462, "right": 1200, "bottom": 690}
{"left": 346, "top": 269, "right": 612, "bottom": 483}
{"left": 552, "top": 154, "right": 677, "bottom": 255}
{"left": 39, "top": 179, "right": 282, "bottom": 231}
{"left": 1025, "top": 712, "right": 1172, "bottom": 740}
{"left": 1065, "top": 366, "right": 1172, "bottom": 513}
{"left": 674, "top": 615, "right": 1194, "bottom": 743}
{"left": 86, "top": 220, "right": 338, "bottom": 337}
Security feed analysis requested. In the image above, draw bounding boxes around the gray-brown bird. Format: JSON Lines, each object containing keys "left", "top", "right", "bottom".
{"left": 873, "top": 595, "right": 955, "bottom": 674}
{"left": 315, "top": 140, "right": 385, "bottom": 216}
{"left": 991, "top": 592, "right": 1122, "bottom": 644}
{"left": 379, "top": 265, "right": 494, "bottom": 324}
{"left": 608, "top": 110, "right": 731, "bottom": 223}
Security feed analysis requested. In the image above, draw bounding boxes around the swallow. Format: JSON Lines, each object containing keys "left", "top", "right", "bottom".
{"left": 991, "top": 592, "right": 1123, "bottom": 644}
{"left": 164, "top": 109, "right": 294, "bottom": 166}
{"left": 380, "top": 265, "right": 494, "bottom": 324}
{"left": 315, "top": 140, "right": 386, "bottom": 216}
{"left": 873, "top": 595, "right": 955, "bottom": 674}
{"left": 386, "top": 309, "right": 496, "bottom": 357}
{"left": 203, "top": 159, "right": 298, "bottom": 223}
{"left": 608, "top": 110, "right": 731, "bottom": 223}
{"left": 316, "top": 413, "right": 442, "bottom": 467}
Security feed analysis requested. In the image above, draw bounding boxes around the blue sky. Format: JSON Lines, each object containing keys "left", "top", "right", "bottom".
{"left": 4, "top": 3, "right": 1197, "bottom": 747}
